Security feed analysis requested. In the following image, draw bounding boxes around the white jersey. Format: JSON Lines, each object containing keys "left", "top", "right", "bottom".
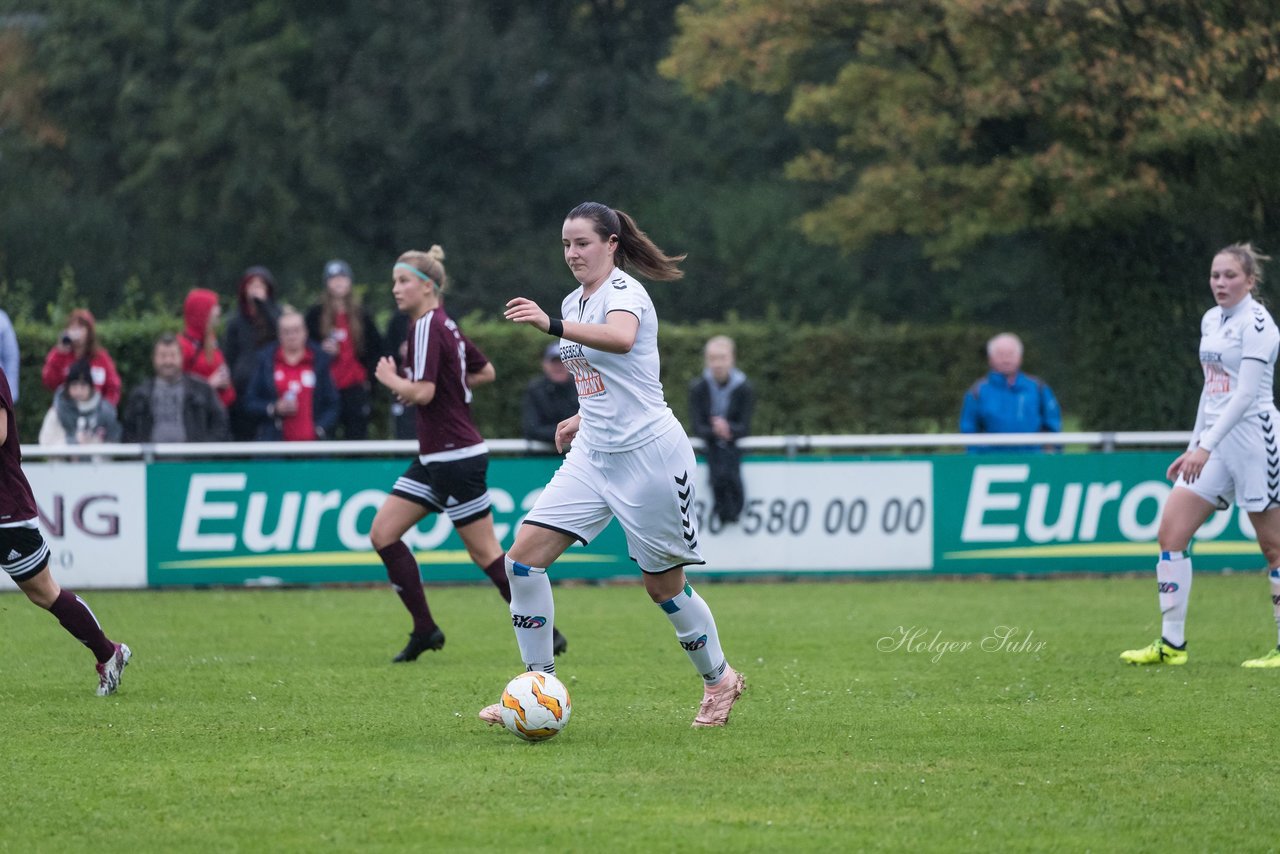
{"left": 557, "top": 267, "right": 679, "bottom": 452}
{"left": 1198, "top": 294, "right": 1280, "bottom": 425}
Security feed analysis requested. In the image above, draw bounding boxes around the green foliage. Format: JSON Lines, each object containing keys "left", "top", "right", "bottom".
{"left": 399, "top": 314, "right": 1004, "bottom": 438}
{"left": 663, "top": 0, "right": 1280, "bottom": 430}
{"left": 1, "top": 577, "right": 1277, "bottom": 850}
{"left": 664, "top": 0, "right": 1280, "bottom": 259}
{"left": 8, "top": 301, "right": 1020, "bottom": 440}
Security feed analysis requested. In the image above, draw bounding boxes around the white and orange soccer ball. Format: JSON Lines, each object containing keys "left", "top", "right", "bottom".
{"left": 499, "top": 672, "right": 572, "bottom": 742}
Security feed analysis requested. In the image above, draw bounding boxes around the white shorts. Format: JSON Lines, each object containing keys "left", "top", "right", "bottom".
{"left": 523, "top": 422, "right": 705, "bottom": 573}
{"left": 1178, "top": 410, "right": 1280, "bottom": 513}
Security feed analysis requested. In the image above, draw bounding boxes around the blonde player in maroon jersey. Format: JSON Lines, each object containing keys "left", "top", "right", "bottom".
{"left": 0, "top": 365, "right": 131, "bottom": 695}
{"left": 370, "top": 246, "right": 566, "bottom": 662}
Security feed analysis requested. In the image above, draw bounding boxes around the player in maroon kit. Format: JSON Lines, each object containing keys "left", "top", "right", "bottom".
{"left": 370, "top": 246, "right": 567, "bottom": 662}
{"left": 0, "top": 365, "right": 131, "bottom": 695}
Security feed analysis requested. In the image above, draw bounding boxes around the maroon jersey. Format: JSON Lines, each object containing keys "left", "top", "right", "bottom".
{"left": 0, "top": 366, "right": 39, "bottom": 524}
{"left": 404, "top": 307, "right": 487, "bottom": 460}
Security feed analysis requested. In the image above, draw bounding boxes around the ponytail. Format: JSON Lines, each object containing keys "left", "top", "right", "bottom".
{"left": 565, "top": 202, "right": 686, "bottom": 282}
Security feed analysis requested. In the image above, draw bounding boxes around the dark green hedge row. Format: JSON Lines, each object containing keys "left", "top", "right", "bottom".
{"left": 8, "top": 310, "right": 1002, "bottom": 441}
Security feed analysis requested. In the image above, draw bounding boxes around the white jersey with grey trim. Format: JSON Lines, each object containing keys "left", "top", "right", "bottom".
{"left": 1197, "top": 294, "right": 1280, "bottom": 425}
{"left": 557, "top": 267, "right": 679, "bottom": 452}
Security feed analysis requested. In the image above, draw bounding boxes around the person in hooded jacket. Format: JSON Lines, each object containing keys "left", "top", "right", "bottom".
{"left": 41, "top": 308, "right": 122, "bottom": 407}
{"left": 224, "top": 266, "right": 282, "bottom": 440}
{"left": 178, "top": 288, "right": 235, "bottom": 409}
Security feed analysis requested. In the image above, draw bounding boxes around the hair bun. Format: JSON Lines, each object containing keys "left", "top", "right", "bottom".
{"left": 427, "top": 245, "right": 446, "bottom": 262}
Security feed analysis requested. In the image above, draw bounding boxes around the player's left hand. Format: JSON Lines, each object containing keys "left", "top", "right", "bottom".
{"left": 554, "top": 414, "right": 581, "bottom": 454}
{"left": 1171, "top": 447, "right": 1210, "bottom": 483}
{"left": 504, "top": 298, "right": 550, "bottom": 333}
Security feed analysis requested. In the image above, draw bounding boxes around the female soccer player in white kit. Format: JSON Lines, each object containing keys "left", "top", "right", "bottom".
{"left": 1122, "top": 243, "right": 1280, "bottom": 667}
{"left": 480, "top": 202, "right": 746, "bottom": 727}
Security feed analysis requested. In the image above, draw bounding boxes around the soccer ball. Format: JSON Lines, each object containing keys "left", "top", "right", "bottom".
{"left": 499, "top": 671, "right": 572, "bottom": 742}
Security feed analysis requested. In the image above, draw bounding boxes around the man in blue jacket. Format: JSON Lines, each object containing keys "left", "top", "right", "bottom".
{"left": 960, "top": 332, "right": 1061, "bottom": 452}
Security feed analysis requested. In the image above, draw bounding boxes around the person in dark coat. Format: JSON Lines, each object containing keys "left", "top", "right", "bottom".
{"left": 121, "top": 334, "right": 230, "bottom": 443}
{"left": 688, "top": 335, "right": 754, "bottom": 525}
{"left": 243, "top": 307, "right": 339, "bottom": 441}
{"left": 223, "top": 266, "right": 282, "bottom": 440}
{"left": 521, "top": 343, "right": 579, "bottom": 447}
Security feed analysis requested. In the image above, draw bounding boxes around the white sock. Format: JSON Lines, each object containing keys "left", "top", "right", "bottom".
{"left": 658, "top": 582, "right": 728, "bottom": 685}
{"left": 1269, "top": 569, "right": 1280, "bottom": 648}
{"left": 1158, "top": 550, "right": 1192, "bottom": 648}
{"left": 507, "top": 555, "right": 555, "bottom": 674}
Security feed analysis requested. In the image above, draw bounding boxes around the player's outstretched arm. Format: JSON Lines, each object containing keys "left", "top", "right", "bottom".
{"left": 504, "top": 298, "right": 637, "bottom": 354}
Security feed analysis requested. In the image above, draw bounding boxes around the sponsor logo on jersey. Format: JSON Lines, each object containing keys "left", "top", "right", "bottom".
{"left": 1158, "top": 581, "right": 1179, "bottom": 594}
{"left": 611, "top": 277, "right": 626, "bottom": 290}
{"left": 512, "top": 614, "right": 547, "bottom": 629}
{"left": 681, "top": 634, "right": 708, "bottom": 651}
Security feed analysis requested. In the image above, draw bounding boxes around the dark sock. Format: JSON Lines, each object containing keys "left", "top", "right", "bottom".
{"left": 377, "top": 542, "right": 436, "bottom": 635}
{"left": 47, "top": 589, "right": 116, "bottom": 663}
{"left": 483, "top": 554, "right": 511, "bottom": 603}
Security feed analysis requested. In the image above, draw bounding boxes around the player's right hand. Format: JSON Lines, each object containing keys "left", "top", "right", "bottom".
{"left": 504, "top": 297, "right": 550, "bottom": 332}
{"left": 554, "top": 414, "right": 581, "bottom": 454}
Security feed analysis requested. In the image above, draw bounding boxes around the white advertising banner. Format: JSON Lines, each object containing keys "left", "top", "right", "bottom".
{"left": 689, "top": 461, "right": 933, "bottom": 572}
{"left": 0, "top": 461, "right": 148, "bottom": 591}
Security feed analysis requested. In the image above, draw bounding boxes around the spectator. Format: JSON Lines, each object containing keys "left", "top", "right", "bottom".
{"left": 305, "top": 259, "right": 384, "bottom": 440}
{"left": 41, "top": 308, "right": 122, "bottom": 406}
{"left": 521, "top": 343, "right": 578, "bottom": 446}
{"left": 224, "top": 266, "right": 282, "bottom": 440}
{"left": 38, "top": 359, "right": 121, "bottom": 446}
{"left": 960, "top": 332, "right": 1062, "bottom": 452}
{"left": 121, "top": 334, "right": 230, "bottom": 443}
{"left": 179, "top": 288, "right": 235, "bottom": 409}
{"left": 0, "top": 307, "right": 17, "bottom": 402}
{"left": 688, "top": 335, "right": 755, "bottom": 525}
{"left": 244, "top": 307, "right": 338, "bottom": 441}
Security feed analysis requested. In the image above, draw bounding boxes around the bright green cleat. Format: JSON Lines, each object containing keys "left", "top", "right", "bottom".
{"left": 1241, "top": 647, "right": 1280, "bottom": 668}
{"left": 1120, "top": 638, "right": 1187, "bottom": 666}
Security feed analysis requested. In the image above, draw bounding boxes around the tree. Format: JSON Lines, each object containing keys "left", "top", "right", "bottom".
{"left": 663, "top": 0, "right": 1280, "bottom": 426}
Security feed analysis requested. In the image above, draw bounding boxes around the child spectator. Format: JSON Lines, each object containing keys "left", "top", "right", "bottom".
{"left": 38, "top": 359, "right": 122, "bottom": 446}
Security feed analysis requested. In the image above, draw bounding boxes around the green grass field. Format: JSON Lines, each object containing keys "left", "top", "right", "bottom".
{"left": 2, "top": 574, "right": 1279, "bottom": 852}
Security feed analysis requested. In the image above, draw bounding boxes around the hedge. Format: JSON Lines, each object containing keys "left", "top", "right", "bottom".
{"left": 7, "top": 309, "right": 1006, "bottom": 443}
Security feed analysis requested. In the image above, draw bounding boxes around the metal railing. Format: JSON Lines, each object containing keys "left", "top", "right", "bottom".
{"left": 20, "top": 431, "right": 1193, "bottom": 460}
